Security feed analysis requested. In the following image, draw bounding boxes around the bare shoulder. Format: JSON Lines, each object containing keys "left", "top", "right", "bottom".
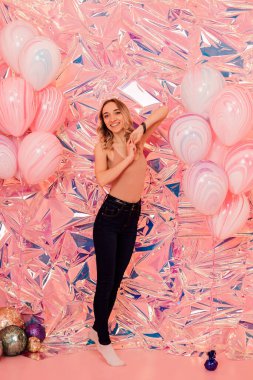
{"left": 95, "top": 141, "right": 107, "bottom": 157}
{"left": 94, "top": 141, "right": 108, "bottom": 161}
{"left": 94, "top": 140, "right": 103, "bottom": 152}
{"left": 94, "top": 141, "right": 108, "bottom": 173}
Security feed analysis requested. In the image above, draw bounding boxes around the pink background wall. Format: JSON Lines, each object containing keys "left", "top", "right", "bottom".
{"left": 0, "top": 0, "right": 253, "bottom": 359}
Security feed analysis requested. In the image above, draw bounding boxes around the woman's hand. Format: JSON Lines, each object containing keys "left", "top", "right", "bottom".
{"left": 129, "top": 125, "right": 144, "bottom": 145}
{"left": 126, "top": 139, "right": 137, "bottom": 163}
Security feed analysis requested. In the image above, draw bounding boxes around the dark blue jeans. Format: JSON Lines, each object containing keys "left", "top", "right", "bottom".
{"left": 92, "top": 194, "right": 141, "bottom": 345}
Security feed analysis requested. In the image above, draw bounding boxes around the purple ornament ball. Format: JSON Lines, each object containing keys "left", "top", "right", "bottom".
{"left": 25, "top": 323, "right": 46, "bottom": 342}
{"left": 204, "top": 358, "right": 218, "bottom": 371}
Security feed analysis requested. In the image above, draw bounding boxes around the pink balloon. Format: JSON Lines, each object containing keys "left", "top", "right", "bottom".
{"left": 181, "top": 65, "right": 225, "bottom": 116}
{"left": 0, "top": 20, "right": 38, "bottom": 73}
{"left": 0, "top": 77, "right": 36, "bottom": 137}
{"left": 169, "top": 114, "right": 212, "bottom": 164}
{"left": 11, "top": 135, "right": 27, "bottom": 180}
{"left": 31, "top": 86, "right": 67, "bottom": 133}
{"left": 18, "top": 132, "right": 63, "bottom": 184}
{"left": 209, "top": 85, "right": 253, "bottom": 146}
{"left": 19, "top": 36, "right": 61, "bottom": 91}
{"left": 224, "top": 140, "right": 253, "bottom": 194}
{"left": 206, "top": 138, "right": 229, "bottom": 168}
{"left": 0, "top": 135, "right": 17, "bottom": 179}
{"left": 183, "top": 161, "right": 228, "bottom": 215}
{"left": 208, "top": 193, "right": 250, "bottom": 240}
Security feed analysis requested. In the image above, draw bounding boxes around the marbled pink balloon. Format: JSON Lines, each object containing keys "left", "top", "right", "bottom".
{"left": 18, "top": 132, "right": 63, "bottom": 185}
{"left": 0, "top": 77, "right": 36, "bottom": 137}
{"left": 209, "top": 85, "right": 253, "bottom": 146}
{"left": 224, "top": 140, "right": 253, "bottom": 194}
{"left": 0, "top": 135, "right": 17, "bottom": 179}
{"left": 32, "top": 86, "right": 67, "bottom": 133}
{"left": 183, "top": 161, "right": 228, "bottom": 215}
{"left": 208, "top": 193, "right": 250, "bottom": 240}
{"left": 0, "top": 20, "right": 38, "bottom": 73}
{"left": 207, "top": 138, "right": 229, "bottom": 168}
{"left": 11, "top": 136, "right": 26, "bottom": 180}
{"left": 181, "top": 65, "right": 225, "bottom": 116}
{"left": 169, "top": 114, "right": 212, "bottom": 164}
{"left": 19, "top": 36, "right": 61, "bottom": 91}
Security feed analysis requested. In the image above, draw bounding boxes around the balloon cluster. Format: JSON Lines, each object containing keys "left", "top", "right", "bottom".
{"left": 169, "top": 65, "right": 253, "bottom": 240}
{"left": 0, "top": 20, "right": 66, "bottom": 185}
{"left": 0, "top": 307, "right": 46, "bottom": 356}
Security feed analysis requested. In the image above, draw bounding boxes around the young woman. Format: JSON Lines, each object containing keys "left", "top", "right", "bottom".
{"left": 90, "top": 98, "right": 169, "bottom": 366}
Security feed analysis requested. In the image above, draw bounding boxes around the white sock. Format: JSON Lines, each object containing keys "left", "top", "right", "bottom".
{"left": 90, "top": 328, "right": 125, "bottom": 366}
{"left": 97, "top": 343, "right": 125, "bottom": 367}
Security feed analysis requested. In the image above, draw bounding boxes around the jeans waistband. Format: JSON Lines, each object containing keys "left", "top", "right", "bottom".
{"left": 105, "top": 194, "right": 141, "bottom": 207}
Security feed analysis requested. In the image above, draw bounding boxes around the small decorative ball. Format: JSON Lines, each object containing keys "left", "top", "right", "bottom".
{"left": 204, "top": 350, "right": 218, "bottom": 371}
{"left": 0, "top": 325, "right": 27, "bottom": 356}
{"left": 27, "top": 337, "right": 41, "bottom": 353}
{"left": 25, "top": 323, "right": 46, "bottom": 341}
{"left": 0, "top": 307, "right": 24, "bottom": 329}
{"left": 29, "top": 352, "right": 41, "bottom": 360}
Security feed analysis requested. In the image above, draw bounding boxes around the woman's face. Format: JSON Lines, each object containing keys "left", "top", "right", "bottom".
{"left": 102, "top": 102, "right": 124, "bottom": 134}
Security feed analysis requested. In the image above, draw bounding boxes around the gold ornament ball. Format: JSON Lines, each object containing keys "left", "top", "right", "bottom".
{"left": 27, "top": 337, "right": 41, "bottom": 353}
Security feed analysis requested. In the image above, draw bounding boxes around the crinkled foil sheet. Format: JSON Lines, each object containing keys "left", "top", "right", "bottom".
{"left": 0, "top": 0, "right": 253, "bottom": 359}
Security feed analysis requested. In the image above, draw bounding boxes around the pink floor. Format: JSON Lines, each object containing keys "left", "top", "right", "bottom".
{"left": 1, "top": 348, "right": 253, "bottom": 380}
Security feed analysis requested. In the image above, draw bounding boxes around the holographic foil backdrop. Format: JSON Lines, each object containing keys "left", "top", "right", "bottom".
{"left": 0, "top": 0, "right": 253, "bottom": 360}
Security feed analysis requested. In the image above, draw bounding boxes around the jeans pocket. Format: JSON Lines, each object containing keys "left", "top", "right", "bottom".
{"left": 101, "top": 203, "right": 121, "bottom": 218}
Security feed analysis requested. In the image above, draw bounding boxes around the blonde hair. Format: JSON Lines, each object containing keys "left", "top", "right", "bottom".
{"left": 97, "top": 98, "right": 134, "bottom": 150}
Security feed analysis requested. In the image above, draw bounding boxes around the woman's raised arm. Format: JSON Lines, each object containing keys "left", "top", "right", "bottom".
{"left": 130, "top": 105, "right": 169, "bottom": 146}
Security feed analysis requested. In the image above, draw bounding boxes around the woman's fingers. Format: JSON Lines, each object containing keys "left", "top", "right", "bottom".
{"left": 128, "top": 138, "right": 135, "bottom": 146}
{"left": 130, "top": 127, "right": 143, "bottom": 144}
{"left": 129, "top": 136, "right": 134, "bottom": 144}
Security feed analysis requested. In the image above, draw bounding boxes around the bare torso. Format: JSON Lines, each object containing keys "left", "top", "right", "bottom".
{"left": 106, "top": 144, "right": 147, "bottom": 202}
